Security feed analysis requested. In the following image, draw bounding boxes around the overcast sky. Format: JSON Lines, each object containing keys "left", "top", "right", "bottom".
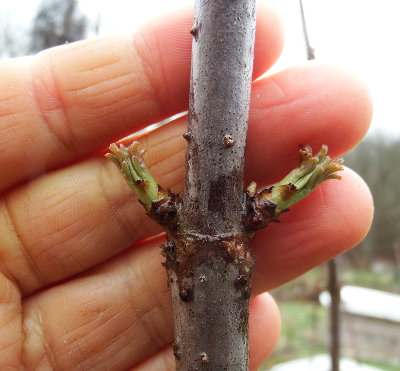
{"left": 3, "top": 0, "right": 400, "bottom": 138}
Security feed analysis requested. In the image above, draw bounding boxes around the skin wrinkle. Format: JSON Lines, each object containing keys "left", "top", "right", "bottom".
{"left": 131, "top": 305, "right": 170, "bottom": 351}
{"left": 126, "top": 307, "right": 171, "bottom": 363}
{"left": 141, "top": 130, "right": 182, "bottom": 158}
{"left": 101, "top": 179, "right": 154, "bottom": 242}
{"left": 109, "top": 209, "right": 155, "bottom": 250}
{"left": 73, "top": 56, "right": 125, "bottom": 75}
{"left": 71, "top": 84, "right": 130, "bottom": 112}
{"left": 58, "top": 42, "right": 133, "bottom": 91}
{"left": 28, "top": 190, "right": 91, "bottom": 243}
{"left": 27, "top": 36, "right": 166, "bottom": 179}
{"left": 99, "top": 162, "right": 163, "bottom": 243}
{"left": 136, "top": 118, "right": 186, "bottom": 156}
{"left": 147, "top": 29, "right": 173, "bottom": 117}
{"left": 253, "top": 64, "right": 343, "bottom": 114}
{"left": 0, "top": 111, "right": 20, "bottom": 120}
{"left": 266, "top": 76, "right": 290, "bottom": 104}
{"left": 60, "top": 224, "right": 104, "bottom": 267}
{"left": 245, "top": 69, "right": 372, "bottom": 186}
{"left": 0, "top": 93, "right": 19, "bottom": 105}
{"left": 124, "top": 247, "right": 172, "bottom": 348}
{"left": 1, "top": 93, "right": 61, "bottom": 194}
{"left": 0, "top": 196, "right": 45, "bottom": 293}
{"left": 155, "top": 164, "right": 185, "bottom": 193}
{"left": 69, "top": 70, "right": 135, "bottom": 95}
{"left": 0, "top": 6, "right": 374, "bottom": 370}
{"left": 47, "top": 295, "right": 123, "bottom": 369}
{"left": 130, "top": 344, "right": 175, "bottom": 371}
{"left": 0, "top": 67, "right": 368, "bottom": 294}
{"left": 98, "top": 91, "right": 145, "bottom": 118}
{"left": 0, "top": 283, "right": 21, "bottom": 367}
{"left": 0, "top": 79, "right": 31, "bottom": 125}
{"left": 0, "top": 5, "right": 282, "bottom": 195}
{"left": 51, "top": 258, "right": 171, "bottom": 369}
{"left": 85, "top": 86, "right": 140, "bottom": 113}
{"left": 2, "top": 169, "right": 124, "bottom": 292}
{"left": 99, "top": 201, "right": 143, "bottom": 251}
{"left": 139, "top": 122, "right": 187, "bottom": 157}
{"left": 86, "top": 338, "right": 131, "bottom": 371}
{"left": 31, "top": 68, "right": 75, "bottom": 157}
{"left": 43, "top": 51, "right": 80, "bottom": 140}
{"left": 85, "top": 304, "right": 125, "bottom": 342}
{"left": 145, "top": 150, "right": 186, "bottom": 191}
{"left": 132, "top": 28, "right": 176, "bottom": 119}
{"left": 23, "top": 304, "right": 57, "bottom": 371}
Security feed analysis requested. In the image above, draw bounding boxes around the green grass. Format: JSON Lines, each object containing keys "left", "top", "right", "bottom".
{"left": 341, "top": 268, "right": 400, "bottom": 293}
{"left": 261, "top": 300, "right": 327, "bottom": 370}
{"left": 363, "top": 361, "right": 400, "bottom": 371}
{"left": 259, "top": 266, "right": 399, "bottom": 371}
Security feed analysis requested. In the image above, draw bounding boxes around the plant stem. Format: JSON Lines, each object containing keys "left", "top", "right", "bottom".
{"left": 106, "top": 1, "right": 344, "bottom": 369}
{"left": 171, "top": 0, "right": 257, "bottom": 369}
{"left": 106, "top": 141, "right": 343, "bottom": 371}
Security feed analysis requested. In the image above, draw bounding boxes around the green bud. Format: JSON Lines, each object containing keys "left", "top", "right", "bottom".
{"left": 261, "top": 145, "right": 343, "bottom": 217}
{"left": 105, "top": 141, "right": 161, "bottom": 211}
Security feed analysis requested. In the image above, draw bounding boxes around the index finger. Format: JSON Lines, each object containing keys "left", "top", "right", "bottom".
{"left": 0, "top": 3, "right": 283, "bottom": 193}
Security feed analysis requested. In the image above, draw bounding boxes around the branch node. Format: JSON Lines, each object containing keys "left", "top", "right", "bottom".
{"left": 199, "top": 352, "right": 209, "bottom": 364}
{"left": 222, "top": 135, "right": 235, "bottom": 148}
{"left": 190, "top": 25, "right": 199, "bottom": 40}
{"left": 106, "top": 141, "right": 180, "bottom": 226}
{"left": 183, "top": 131, "right": 192, "bottom": 141}
{"left": 244, "top": 145, "right": 343, "bottom": 230}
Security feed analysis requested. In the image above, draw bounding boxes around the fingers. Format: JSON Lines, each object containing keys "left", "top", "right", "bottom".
{"left": 249, "top": 293, "right": 281, "bottom": 370}
{"left": 21, "top": 237, "right": 172, "bottom": 370}
{"left": 0, "top": 275, "right": 21, "bottom": 369}
{"left": 251, "top": 167, "right": 373, "bottom": 295}
{"left": 0, "top": 63, "right": 372, "bottom": 296}
{"left": 127, "top": 293, "right": 280, "bottom": 371}
{"left": 0, "top": 127, "right": 185, "bottom": 296}
{"left": 21, "top": 234, "right": 279, "bottom": 370}
{"left": 18, "top": 172, "right": 370, "bottom": 369}
{"left": 0, "top": 3, "right": 283, "bottom": 193}
{"left": 246, "top": 62, "right": 373, "bottom": 185}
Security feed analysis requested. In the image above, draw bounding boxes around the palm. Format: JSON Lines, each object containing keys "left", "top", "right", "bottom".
{"left": 0, "top": 4, "right": 372, "bottom": 370}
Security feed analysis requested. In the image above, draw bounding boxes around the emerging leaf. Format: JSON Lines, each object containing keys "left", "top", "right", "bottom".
{"left": 245, "top": 145, "right": 343, "bottom": 230}
{"left": 106, "top": 142, "right": 163, "bottom": 212}
{"left": 262, "top": 145, "right": 343, "bottom": 217}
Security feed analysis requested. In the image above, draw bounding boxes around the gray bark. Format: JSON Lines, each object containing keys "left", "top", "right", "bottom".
{"left": 107, "top": 2, "right": 344, "bottom": 369}
{"left": 165, "top": 0, "right": 257, "bottom": 370}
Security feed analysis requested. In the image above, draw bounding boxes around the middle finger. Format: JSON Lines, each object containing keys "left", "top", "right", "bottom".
{"left": 0, "top": 63, "right": 370, "bottom": 296}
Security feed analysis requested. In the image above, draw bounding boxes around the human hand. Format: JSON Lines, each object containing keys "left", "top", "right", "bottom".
{"left": 0, "top": 3, "right": 372, "bottom": 370}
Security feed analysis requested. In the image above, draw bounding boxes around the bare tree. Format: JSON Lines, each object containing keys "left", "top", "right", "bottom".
{"left": 0, "top": 12, "right": 29, "bottom": 59}
{"left": 344, "top": 135, "right": 400, "bottom": 263}
{"left": 30, "top": 0, "right": 87, "bottom": 54}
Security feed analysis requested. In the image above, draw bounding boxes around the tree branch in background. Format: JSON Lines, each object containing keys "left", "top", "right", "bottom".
{"left": 30, "top": 0, "right": 87, "bottom": 54}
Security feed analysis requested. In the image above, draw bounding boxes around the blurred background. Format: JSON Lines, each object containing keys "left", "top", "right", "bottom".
{"left": 1, "top": 1, "right": 399, "bottom": 370}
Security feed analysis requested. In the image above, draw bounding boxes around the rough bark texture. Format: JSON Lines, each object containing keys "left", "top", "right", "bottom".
{"left": 169, "top": 0, "right": 257, "bottom": 370}
{"left": 182, "top": 0, "right": 256, "bottom": 234}
{"left": 106, "top": 2, "right": 344, "bottom": 369}
{"left": 107, "top": 139, "right": 343, "bottom": 371}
